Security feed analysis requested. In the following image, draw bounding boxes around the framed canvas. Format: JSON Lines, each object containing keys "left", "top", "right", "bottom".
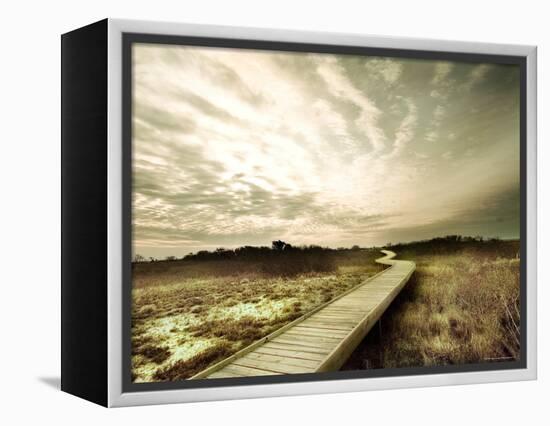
{"left": 61, "top": 18, "right": 537, "bottom": 407}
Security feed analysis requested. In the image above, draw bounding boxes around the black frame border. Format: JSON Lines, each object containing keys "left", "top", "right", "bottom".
{"left": 61, "top": 19, "right": 109, "bottom": 406}
{"left": 122, "top": 32, "right": 528, "bottom": 394}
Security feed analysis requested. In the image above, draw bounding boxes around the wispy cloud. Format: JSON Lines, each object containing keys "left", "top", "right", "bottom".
{"left": 432, "top": 62, "right": 454, "bottom": 85}
{"left": 364, "top": 58, "right": 403, "bottom": 85}
{"left": 132, "top": 44, "right": 521, "bottom": 257}
{"left": 462, "top": 64, "right": 492, "bottom": 91}
{"left": 386, "top": 97, "right": 418, "bottom": 158}
{"left": 314, "top": 56, "right": 386, "bottom": 153}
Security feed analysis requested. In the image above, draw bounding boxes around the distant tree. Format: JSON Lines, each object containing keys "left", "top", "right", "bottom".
{"left": 351, "top": 245, "right": 361, "bottom": 251}
{"left": 148, "top": 257, "right": 157, "bottom": 263}
{"left": 165, "top": 256, "right": 177, "bottom": 261}
{"left": 215, "top": 248, "right": 235, "bottom": 259}
{"left": 272, "top": 240, "right": 287, "bottom": 251}
{"left": 133, "top": 254, "right": 146, "bottom": 263}
{"left": 194, "top": 250, "right": 210, "bottom": 260}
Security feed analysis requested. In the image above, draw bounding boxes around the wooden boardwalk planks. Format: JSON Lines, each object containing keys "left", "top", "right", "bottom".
{"left": 191, "top": 250, "right": 415, "bottom": 379}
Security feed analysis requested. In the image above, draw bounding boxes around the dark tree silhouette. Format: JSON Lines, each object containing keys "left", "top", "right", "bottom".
{"left": 272, "top": 240, "right": 287, "bottom": 251}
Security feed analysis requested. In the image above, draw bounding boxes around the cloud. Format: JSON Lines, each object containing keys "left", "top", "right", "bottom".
{"left": 425, "top": 131, "right": 438, "bottom": 142}
{"left": 462, "top": 64, "right": 492, "bottom": 91}
{"left": 314, "top": 56, "right": 386, "bottom": 153}
{"left": 432, "top": 62, "right": 454, "bottom": 85}
{"left": 386, "top": 97, "right": 418, "bottom": 158}
{"left": 364, "top": 58, "right": 403, "bottom": 84}
{"left": 131, "top": 44, "right": 521, "bottom": 257}
{"left": 433, "top": 105, "right": 446, "bottom": 122}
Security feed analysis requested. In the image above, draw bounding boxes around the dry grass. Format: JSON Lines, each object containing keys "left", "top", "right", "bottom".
{"left": 342, "top": 240, "right": 520, "bottom": 370}
{"left": 153, "top": 342, "right": 234, "bottom": 382}
{"left": 131, "top": 249, "right": 384, "bottom": 382}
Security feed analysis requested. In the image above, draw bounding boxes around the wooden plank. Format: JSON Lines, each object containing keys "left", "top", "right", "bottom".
{"left": 299, "top": 323, "right": 357, "bottom": 333}
{"left": 304, "top": 319, "right": 358, "bottom": 328}
{"left": 309, "top": 311, "right": 366, "bottom": 318}
{"left": 254, "top": 346, "right": 327, "bottom": 361}
{"left": 330, "top": 299, "right": 377, "bottom": 305}
{"left": 295, "top": 323, "right": 354, "bottom": 332}
{"left": 289, "top": 325, "right": 349, "bottom": 335}
{"left": 208, "top": 371, "right": 241, "bottom": 379}
{"left": 321, "top": 308, "right": 368, "bottom": 313}
{"left": 221, "top": 364, "right": 280, "bottom": 376}
{"left": 310, "top": 314, "right": 366, "bottom": 322}
{"left": 281, "top": 332, "right": 343, "bottom": 344}
{"left": 262, "top": 341, "right": 332, "bottom": 356}
{"left": 308, "top": 314, "right": 360, "bottom": 321}
{"left": 243, "top": 352, "right": 320, "bottom": 369}
{"left": 233, "top": 358, "right": 313, "bottom": 375}
{"left": 300, "top": 318, "right": 367, "bottom": 331}
{"left": 327, "top": 297, "right": 368, "bottom": 304}
{"left": 271, "top": 337, "right": 337, "bottom": 350}
{"left": 292, "top": 325, "right": 351, "bottom": 336}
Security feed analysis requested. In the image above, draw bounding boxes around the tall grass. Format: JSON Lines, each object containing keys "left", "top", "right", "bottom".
{"left": 343, "top": 240, "right": 520, "bottom": 370}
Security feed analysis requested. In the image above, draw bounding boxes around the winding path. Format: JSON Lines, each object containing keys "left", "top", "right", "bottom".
{"left": 192, "top": 250, "right": 415, "bottom": 379}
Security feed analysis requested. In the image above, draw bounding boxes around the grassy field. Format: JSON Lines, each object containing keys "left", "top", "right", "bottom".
{"left": 342, "top": 238, "right": 521, "bottom": 370}
{"left": 131, "top": 248, "right": 384, "bottom": 382}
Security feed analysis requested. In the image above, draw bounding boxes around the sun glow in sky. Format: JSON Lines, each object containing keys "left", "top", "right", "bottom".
{"left": 132, "top": 43, "right": 520, "bottom": 258}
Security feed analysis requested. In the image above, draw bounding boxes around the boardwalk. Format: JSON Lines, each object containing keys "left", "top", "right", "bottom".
{"left": 192, "top": 250, "right": 415, "bottom": 379}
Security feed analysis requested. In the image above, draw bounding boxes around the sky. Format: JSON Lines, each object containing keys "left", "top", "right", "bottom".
{"left": 132, "top": 43, "right": 520, "bottom": 259}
